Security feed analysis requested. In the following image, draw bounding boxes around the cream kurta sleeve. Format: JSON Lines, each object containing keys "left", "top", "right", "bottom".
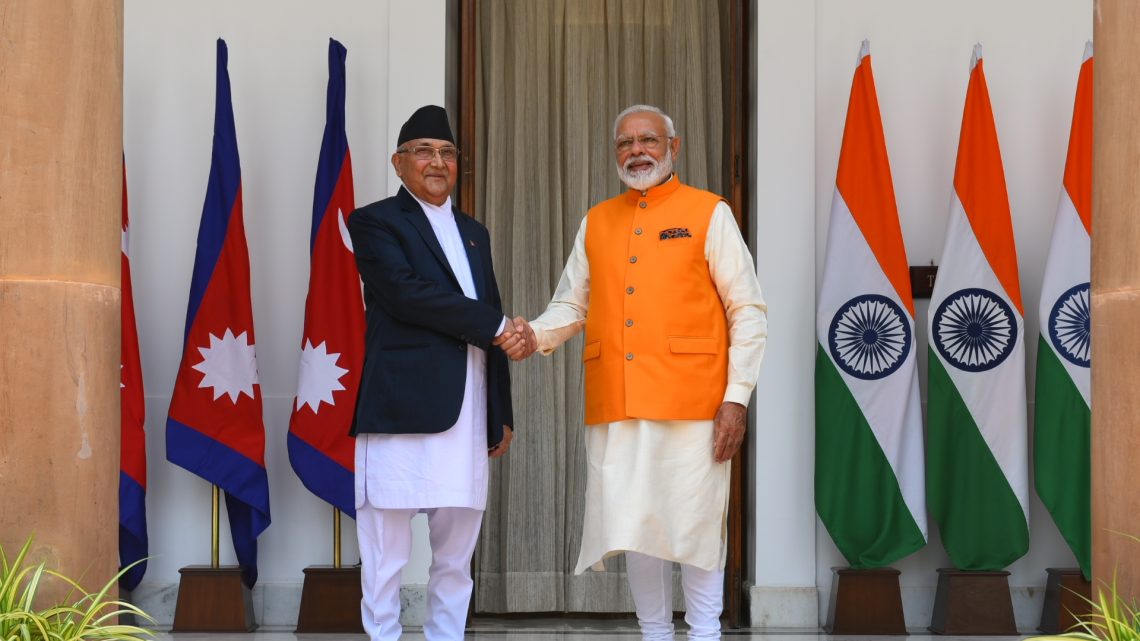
{"left": 530, "top": 216, "right": 590, "bottom": 352}
{"left": 530, "top": 202, "right": 767, "bottom": 408}
{"left": 706, "top": 201, "right": 768, "bottom": 407}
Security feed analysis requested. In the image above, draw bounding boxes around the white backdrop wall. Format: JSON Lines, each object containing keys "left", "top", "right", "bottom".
{"left": 750, "top": 0, "right": 1093, "bottom": 629}
{"left": 123, "top": 0, "right": 446, "bottom": 626}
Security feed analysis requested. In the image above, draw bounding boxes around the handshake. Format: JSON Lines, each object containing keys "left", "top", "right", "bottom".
{"left": 493, "top": 316, "right": 537, "bottom": 361}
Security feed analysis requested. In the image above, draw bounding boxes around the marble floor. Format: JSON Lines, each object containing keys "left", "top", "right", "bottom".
{"left": 152, "top": 620, "right": 1036, "bottom": 641}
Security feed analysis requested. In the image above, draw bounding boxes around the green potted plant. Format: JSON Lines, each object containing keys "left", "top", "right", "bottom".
{"left": 0, "top": 537, "right": 153, "bottom": 641}
{"left": 1061, "top": 574, "right": 1140, "bottom": 641}
{"left": 1032, "top": 534, "right": 1140, "bottom": 641}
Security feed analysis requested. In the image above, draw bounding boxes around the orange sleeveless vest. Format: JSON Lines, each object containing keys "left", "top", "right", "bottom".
{"left": 582, "top": 177, "right": 728, "bottom": 425}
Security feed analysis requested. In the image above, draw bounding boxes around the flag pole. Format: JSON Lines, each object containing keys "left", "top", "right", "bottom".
{"left": 211, "top": 484, "right": 221, "bottom": 568}
{"left": 333, "top": 508, "right": 342, "bottom": 568}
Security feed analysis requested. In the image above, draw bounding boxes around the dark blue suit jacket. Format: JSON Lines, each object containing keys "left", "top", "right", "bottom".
{"left": 346, "top": 187, "right": 513, "bottom": 448}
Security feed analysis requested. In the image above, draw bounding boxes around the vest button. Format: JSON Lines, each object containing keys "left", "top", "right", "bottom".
{"left": 634, "top": 227, "right": 643, "bottom": 235}
{"left": 626, "top": 353, "right": 634, "bottom": 361}
{"left": 626, "top": 286, "right": 635, "bottom": 294}
{"left": 629, "top": 256, "right": 637, "bottom": 264}
{"left": 639, "top": 201, "right": 647, "bottom": 209}
{"left": 625, "top": 319, "right": 633, "bottom": 327}
{"left": 458, "top": 343, "right": 466, "bottom": 351}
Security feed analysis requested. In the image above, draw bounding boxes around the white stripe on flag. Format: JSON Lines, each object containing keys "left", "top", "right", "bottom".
{"left": 1037, "top": 190, "right": 1091, "bottom": 406}
{"left": 929, "top": 193, "right": 1028, "bottom": 519}
{"left": 817, "top": 190, "right": 927, "bottom": 535}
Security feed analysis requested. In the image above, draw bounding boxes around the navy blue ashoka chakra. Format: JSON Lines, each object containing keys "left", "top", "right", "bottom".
{"left": 828, "top": 294, "right": 912, "bottom": 380}
{"left": 932, "top": 287, "right": 1017, "bottom": 372}
{"left": 1048, "top": 282, "right": 1090, "bottom": 368}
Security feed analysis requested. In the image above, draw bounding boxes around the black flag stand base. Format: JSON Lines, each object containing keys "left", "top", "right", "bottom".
{"left": 929, "top": 568, "right": 1017, "bottom": 635}
{"left": 1038, "top": 567, "right": 1092, "bottom": 633}
{"left": 295, "top": 565, "right": 365, "bottom": 632}
{"left": 825, "top": 567, "right": 907, "bottom": 635}
{"left": 172, "top": 566, "right": 257, "bottom": 632}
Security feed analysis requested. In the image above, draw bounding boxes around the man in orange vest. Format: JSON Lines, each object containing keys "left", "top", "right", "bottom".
{"left": 522, "top": 104, "right": 768, "bottom": 640}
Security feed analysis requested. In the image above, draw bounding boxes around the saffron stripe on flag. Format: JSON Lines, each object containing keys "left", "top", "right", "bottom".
{"left": 952, "top": 52, "right": 1022, "bottom": 314}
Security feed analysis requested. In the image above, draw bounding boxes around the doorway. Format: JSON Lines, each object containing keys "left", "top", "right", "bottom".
{"left": 455, "top": 0, "right": 751, "bottom": 626}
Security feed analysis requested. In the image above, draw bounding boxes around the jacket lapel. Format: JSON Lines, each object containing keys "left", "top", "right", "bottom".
{"left": 455, "top": 210, "right": 486, "bottom": 301}
{"left": 397, "top": 187, "right": 460, "bottom": 289}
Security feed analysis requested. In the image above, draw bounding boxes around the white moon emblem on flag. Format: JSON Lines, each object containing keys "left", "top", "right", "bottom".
{"left": 338, "top": 208, "right": 354, "bottom": 254}
{"left": 295, "top": 339, "right": 349, "bottom": 413}
{"left": 192, "top": 328, "right": 259, "bottom": 403}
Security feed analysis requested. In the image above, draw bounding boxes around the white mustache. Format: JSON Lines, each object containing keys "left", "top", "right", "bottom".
{"left": 623, "top": 154, "right": 658, "bottom": 172}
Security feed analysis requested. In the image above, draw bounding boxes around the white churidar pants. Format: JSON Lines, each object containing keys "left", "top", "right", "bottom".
{"left": 625, "top": 551, "right": 724, "bottom": 640}
{"left": 357, "top": 505, "right": 484, "bottom": 641}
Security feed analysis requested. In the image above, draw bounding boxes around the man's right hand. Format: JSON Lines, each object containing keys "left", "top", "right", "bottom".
{"left": 493, "top": 316, "right": 537, "bottom": 361}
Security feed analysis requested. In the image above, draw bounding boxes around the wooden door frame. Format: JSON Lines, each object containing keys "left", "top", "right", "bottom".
{"left": 722, "top": 0, "right": 750, "bottom": 628}
{"left": 456, "top": 0, "right": 752, "bottom": 627}
{"left": 457, "top": 0, "right": 477, "bottom": 217}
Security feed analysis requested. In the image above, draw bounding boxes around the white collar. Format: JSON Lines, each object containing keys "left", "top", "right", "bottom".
{"left": 408, "top": 191, "right": 453, "bottom": 217}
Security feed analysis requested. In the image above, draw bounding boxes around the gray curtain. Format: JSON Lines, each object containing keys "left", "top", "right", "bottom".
{"left": 472, "top": 0, "right": 725, "bottom": 613}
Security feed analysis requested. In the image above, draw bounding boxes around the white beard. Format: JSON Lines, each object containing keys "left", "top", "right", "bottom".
{"left": 617, "top": 151, "right": 674, "bottom": 192}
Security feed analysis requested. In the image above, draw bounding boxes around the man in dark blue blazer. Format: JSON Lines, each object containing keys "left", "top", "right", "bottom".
{"left": 347, "top": 105, "right": 532, "bottom": 641}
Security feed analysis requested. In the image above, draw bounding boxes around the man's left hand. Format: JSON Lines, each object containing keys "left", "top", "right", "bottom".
{"left": 712, "top": 402, "right": 746, "bottom": 463}
{"left": 489, "top": 425, "right": 513, "bottom": 458}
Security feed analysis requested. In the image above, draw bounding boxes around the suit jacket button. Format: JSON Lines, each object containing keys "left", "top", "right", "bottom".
{"left": 458, "top": 343, "right": 466, "bottom": 351}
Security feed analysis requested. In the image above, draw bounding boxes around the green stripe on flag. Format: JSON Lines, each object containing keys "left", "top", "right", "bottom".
{"left": 1034, "top": 335, "right": 1092, "bottom": 578}
{"left": 815, "top": 345, "right": 926, "bottom": 568}
{"left": 927, "top": 348, "right": 1029, "bottom": 570}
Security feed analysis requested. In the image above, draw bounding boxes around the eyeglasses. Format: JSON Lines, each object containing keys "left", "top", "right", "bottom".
{"left": 397, "top": 145, "right": 460, "bottom": 163}
{"left": 615, "top": 135, "right": 672, "bottom": 153}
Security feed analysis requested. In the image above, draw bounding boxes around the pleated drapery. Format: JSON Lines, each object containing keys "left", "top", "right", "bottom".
{"left": 473, "top": 0, "right": 726, "bottom": 613}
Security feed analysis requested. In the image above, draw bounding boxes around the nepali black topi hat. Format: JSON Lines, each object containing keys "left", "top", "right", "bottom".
{"left": 397, "top": 105, "right": 455, "bottom": 146}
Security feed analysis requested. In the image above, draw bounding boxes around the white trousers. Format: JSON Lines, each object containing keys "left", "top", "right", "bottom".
{"left": 357, "top": 505, "right": 484, "bottom": 641}
{"left": 625, "top": 551, "right": 724, "bottom": 640}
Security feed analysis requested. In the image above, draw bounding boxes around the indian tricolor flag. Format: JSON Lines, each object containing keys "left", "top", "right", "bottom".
{"left": 927, "top": 45, "right": 1028, "bottom": 571}
{"left": 1035, "top": 43, "right": 1092, "bottom": 579}
{"left": 816, "top": 41, "right": 927, "bottom": 568}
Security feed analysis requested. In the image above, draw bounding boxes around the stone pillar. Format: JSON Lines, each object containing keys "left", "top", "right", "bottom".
{"left": 1091, "top": 0, "right": 1140, "bottom": 603}
{"left": 0, "top": 0, "right": 123, "bottom": 601}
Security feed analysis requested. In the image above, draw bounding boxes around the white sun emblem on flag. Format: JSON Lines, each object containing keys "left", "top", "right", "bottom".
{"left": 192, "top": 328, "right": 259, "bottom": 403}
{"left": 295, "top": 340, "right": 349, "bottom": 414}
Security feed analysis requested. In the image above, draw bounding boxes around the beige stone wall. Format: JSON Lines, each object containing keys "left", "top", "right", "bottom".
{"left": 1091, "top": 0, "right": 1140, "bottom": 602}
{"left": 0, "top": 0, "right": 123, "bottom": 601}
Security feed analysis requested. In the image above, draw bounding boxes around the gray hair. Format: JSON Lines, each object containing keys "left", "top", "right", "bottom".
{"left": 612, "top": 104, "right": 676, "bottom": 140}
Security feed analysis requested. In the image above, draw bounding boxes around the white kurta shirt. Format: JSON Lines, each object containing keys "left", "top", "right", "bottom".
{"left": 354, "top": 195, "right": 491, "bottom": 511}
{"left": 531, "top": 190, "right": 768, "bottom": 572}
